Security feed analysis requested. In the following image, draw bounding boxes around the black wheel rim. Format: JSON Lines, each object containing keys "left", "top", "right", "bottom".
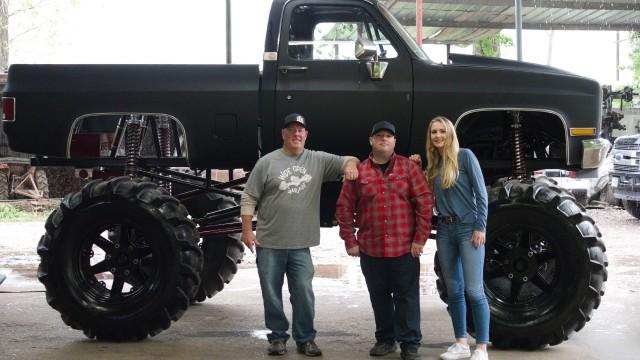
{"left": 484, "top": 222, "right": 562, "bottom": 319}
{"left": 63, "top": 208, "right": 166, "bottom": 313}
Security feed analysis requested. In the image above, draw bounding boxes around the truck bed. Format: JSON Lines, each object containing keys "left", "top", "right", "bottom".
{"left": 2, "top": 64, "right": 260, "bottom": 169}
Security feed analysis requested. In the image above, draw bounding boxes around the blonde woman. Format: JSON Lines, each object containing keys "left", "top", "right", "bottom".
{"left": 410, "top": 116, "right": 489, "bottom": 360}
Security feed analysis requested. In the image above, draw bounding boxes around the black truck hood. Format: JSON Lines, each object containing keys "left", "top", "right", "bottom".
{"left": 411, "top": 56, "right": 601, "bottom": 166}
{"left": 447, "top": 53, "right": 574, "bottom": 77}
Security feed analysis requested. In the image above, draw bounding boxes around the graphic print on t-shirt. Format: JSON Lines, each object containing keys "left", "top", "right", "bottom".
{"left": 278, "top": 165, "right": 312, "bottom": 194}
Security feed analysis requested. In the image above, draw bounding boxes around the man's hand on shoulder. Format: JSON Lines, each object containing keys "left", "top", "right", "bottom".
{"left": 343, "top": 157, "right": 360, "bottom": 181}
{"left": 409, "top": 154, "right": 422, "bottom": 168}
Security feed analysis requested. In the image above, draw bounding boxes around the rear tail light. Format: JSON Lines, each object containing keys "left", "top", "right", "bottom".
{"left": 2, "top": 97, "right": 15, "bottom": 122}
{"left": 567, "top": 171, "right": 577, "bottom": 178}
{"left": 534, "top": 170, "right": 544, "bottom": 176}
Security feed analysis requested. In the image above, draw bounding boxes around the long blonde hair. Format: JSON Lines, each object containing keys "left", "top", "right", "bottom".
{"left": 426, "top": 116, "right": 459, "bottom": 189}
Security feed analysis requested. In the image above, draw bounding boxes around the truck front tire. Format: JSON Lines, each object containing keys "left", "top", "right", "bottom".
{"left": 434, "top": 177, "right": 607, "bottom": 349}
{"left": 37, "top": 177, "right": 203, "bottom": 340}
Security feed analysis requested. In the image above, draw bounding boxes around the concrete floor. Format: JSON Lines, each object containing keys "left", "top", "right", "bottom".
{"left": 1, "top": 207, "right": 639, "bottom": 359}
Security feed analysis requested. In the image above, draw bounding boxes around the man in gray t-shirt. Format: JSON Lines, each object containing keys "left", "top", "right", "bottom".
{"left": 240, "top": 113, "right": 358, "bottom": 357}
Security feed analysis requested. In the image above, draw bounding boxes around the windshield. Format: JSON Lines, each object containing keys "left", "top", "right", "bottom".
{"left": 377, "top": 2, "right": 429, "bottom": 61}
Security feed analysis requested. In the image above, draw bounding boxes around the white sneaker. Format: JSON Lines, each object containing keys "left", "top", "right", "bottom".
{"left": 440, "top": 342, "right": 471, "bottom": 360}
{"left": 470, "top": 349, "right": 488, "bottom": 360}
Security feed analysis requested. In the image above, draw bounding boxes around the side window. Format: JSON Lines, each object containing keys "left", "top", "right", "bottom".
{"left": 288, "top": 5, "right": 398, "bottom": 61}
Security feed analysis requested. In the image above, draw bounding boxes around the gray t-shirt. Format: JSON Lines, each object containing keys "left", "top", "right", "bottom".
{"left": 244, "top": 148, "right": 345, "bottom": 249}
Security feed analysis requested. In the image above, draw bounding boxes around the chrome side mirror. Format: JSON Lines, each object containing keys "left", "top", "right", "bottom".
{"left": 366, "top": 61, "right": 388, "bottom": 80}
{"left": 355, "top": 37, "right": 377, "bottom": 60}
{"left": 355, "top": 37, "right": 388, "bottom": 80}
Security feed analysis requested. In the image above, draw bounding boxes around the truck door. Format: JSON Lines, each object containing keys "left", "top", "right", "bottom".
{"left": 275, "top": 0, "right": 413, "bottom": 159}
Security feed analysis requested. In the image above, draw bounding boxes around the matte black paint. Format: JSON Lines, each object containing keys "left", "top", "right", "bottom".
{"left": 2, "top": 0, "right": 600, "bottom": 171}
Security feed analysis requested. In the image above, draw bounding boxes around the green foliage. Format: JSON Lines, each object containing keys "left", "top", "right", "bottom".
{"left": 630, "top": 32, "right": 640, "bottom": 85}
{"left": 474, "top": 33, "right": 514, "bottom": 58}
{"left": 0, "top": 204, "right": 27, "bottom": 220}
{"left": 322, "top": 23, "right": 357, "bottom": 41}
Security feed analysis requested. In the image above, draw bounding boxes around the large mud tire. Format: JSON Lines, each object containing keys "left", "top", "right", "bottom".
{"left": 434, "top": 177, "right": 607, "bottom": 349}
{"left": 37, "top": 177, "right": 203, "bottom": 340}
{"left": 188, "top": 194, "right": 244, "bottom": 303}
{"left": 0, "top": 168, "right": 9, "bottom": 200}
{"left": 623, "top": 200, "right": 640, "bottom": 219}
{"left": 192, "top": 236, "right": 244, "bottom": 302}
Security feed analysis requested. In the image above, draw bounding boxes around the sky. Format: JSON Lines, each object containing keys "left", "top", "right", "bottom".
{"left": 7, "top": 0, "right": 636, "bottom": 87}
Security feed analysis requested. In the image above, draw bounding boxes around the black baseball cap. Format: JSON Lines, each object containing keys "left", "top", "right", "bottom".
{"left": 371, "top": 121, "right": 396, "bottom": 136}
{"left": 283, "top": 113, "right": 307, "bottom": 129}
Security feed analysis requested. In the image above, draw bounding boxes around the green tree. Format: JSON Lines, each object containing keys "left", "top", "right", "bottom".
{"left": 473, "top": 33, "right": 513, "bottom": 58}
{"left": 630, "top": 31, "right": 640, "bottom": 85}
{"left": 1, "top": 0, "right": 78, "bottom": 72}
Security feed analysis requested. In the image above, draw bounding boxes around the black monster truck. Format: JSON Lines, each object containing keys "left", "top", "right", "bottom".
{"left": 2, "top": 0, "right": 608, "bottom": 349}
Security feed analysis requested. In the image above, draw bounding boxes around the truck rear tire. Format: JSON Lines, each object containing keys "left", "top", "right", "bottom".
{"left": 37, "top": 177, "right": 203, "bottom": 340}
{"left": 192, "top": 236, "right": 244, "bottom": 302}
{"left": 623, "top": 200, "right": 640, "bottom": 219}
{"left": 187, "top": 194, "right": 244, "bottom": 303}
{"left": 0, "top": 168, "right": 9, "bottom": 200}
{"left": 434, "top": 177, "right": 607, "bottom": 349}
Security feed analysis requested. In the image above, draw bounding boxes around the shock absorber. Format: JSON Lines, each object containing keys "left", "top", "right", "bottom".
{"left": 157, "top": 116, "right": 172, "bottom": 192}
{"left": 510, "top": 111, "right": 527, "bottom": 179}
{"left": 124, "top": 115, "right": 144, "bottom": 178}
{"left": 157, "top": 116, "right": 172, "bottom": 157}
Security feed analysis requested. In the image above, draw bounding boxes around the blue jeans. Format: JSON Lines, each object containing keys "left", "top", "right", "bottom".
{"left": 256, "top": 247, "right": 316, "bottom": 345}
{"left": 360, "top": 252, "right": 421, "bottom": 349}
{"left": 436, "top": 221, "right": 490, "bottom": 344}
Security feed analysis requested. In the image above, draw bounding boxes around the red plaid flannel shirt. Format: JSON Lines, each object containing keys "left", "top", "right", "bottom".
{"left": 335, "top": 153, "right": 434, "bottom": 257}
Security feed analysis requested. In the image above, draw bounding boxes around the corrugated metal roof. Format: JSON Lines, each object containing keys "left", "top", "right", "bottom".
{"left": 384, "top": 0, "right": 640, "bottom": 44}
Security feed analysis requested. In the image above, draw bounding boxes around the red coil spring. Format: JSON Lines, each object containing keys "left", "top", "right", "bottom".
{"left": 157, "top": 127, "right": 171, "bottom": 157}
{"left": 511, "top": 122, "right": 527, "bottom": 179}
{"left": 125, "top": 122, "right": 142, "bottom": 177}
{"left": 157, "top": 125, "right": 172, "bottom": 192}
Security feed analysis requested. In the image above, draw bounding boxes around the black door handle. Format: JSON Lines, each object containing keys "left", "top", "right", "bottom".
{"left": 279, "top": 66, "right": 308, "bottom": 74}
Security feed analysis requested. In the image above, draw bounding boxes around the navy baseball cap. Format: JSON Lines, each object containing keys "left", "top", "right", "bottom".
{"left": 371, "top": 121, "right": 396, "bottom": 136}
{"left": 283, "top": 113, "right": 307, "bottom": 128}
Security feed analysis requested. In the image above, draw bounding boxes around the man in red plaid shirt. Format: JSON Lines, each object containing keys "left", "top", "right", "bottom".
{"left": 335, "top": 121, "right": 433, "bottom": 360}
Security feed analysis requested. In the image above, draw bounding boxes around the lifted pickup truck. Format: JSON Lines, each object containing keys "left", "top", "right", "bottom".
{"left": 2, "top": 0, "right": 608, "bottom": 349}
{"left": 610, "top": 134, "right": 640, "bottom": 219}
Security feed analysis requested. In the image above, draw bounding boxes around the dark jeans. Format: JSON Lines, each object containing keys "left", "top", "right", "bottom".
{"left": 360, "top": 252, "right": 421, "bottom": 349}
{"left": 256, "top": 247, "right": 316, "bottom": 345}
